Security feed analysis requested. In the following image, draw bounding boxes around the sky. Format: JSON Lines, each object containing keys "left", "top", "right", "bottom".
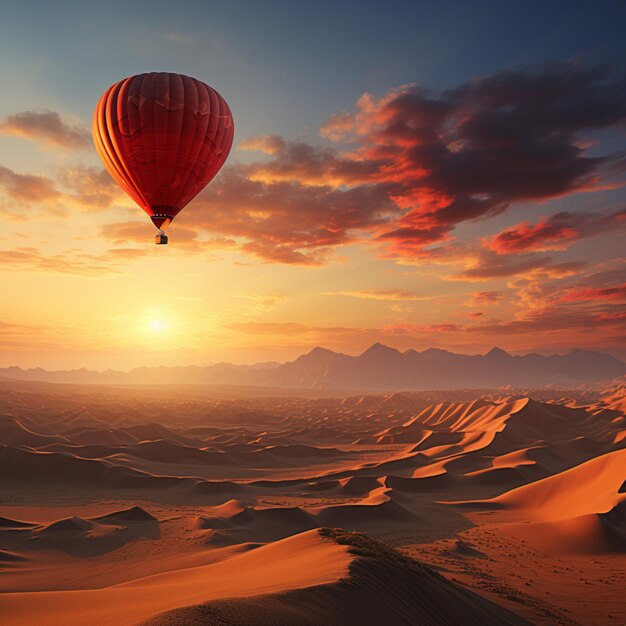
{"left": 1, "top": 0, "right": 625, "bottom": 369}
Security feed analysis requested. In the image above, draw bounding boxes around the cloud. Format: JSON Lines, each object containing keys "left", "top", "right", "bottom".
{"left": 449, "top": 250, "right": 586, "bottom": 281}
{"left": 239, "top": 135, "right": 286, "bottom": 155}
{"left": 0, "top": 247, "right": 123, "bottom": 276}
{"left": 486, "top": 209, "right": 626, "bottom": 253}
{"left": 467, "top": 304, "right": 626, "bottom": 335}
{"left": 245, "top": 140, "right": 389, "bottom": 187}
{"left": 324, "top": 289, "right": 431, "bottom": 301}
{"left": 380, "top": 322, "right": 461, "bottom": 334}
{"left": 0, "top": 110, "right": 91, "bottom": 150}
{"left": 0, "top": 165, "right": 60, "bottom": 205}
{"left": 0, "top": 163, "right": 125, "bottom": 217}
{"left": 185, "top": 63, "right": 626, "bottom": 266}
{"left": 468, "top": 290, "right": 504, "bottom": 306}
{"left": 559, "top": 284, "right": 626, "bottom": 303}
{"left": 320, "top": 64, "right": 626, "bottom": 261}
{"left": 57, "top": 166, "right": 124, "bottom": 210}
{"left": 187, "top": 165, "right": 399, "bottom": 264}
{"left": 319, "top": 111, "right": 354, "bottom": 141}
{"left": 236, "top": 293, "right": 289, "bottom": 312}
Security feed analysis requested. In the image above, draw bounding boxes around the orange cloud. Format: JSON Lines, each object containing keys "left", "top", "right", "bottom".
{"left": 380, "top": 322, "right": 460, "bottom": 334}
{"left": 324, "top": 289, "right": 431, "bottom": 301}
{"left": 57, "top": 166, "right": 124, "bottom": 210}
{"left": 239, "top": 135, "right": 286, "bottom": 154}
{"left": 467, "top": 305, "right": 626, "bottom": 335}
{"left": 0, "top": 247, "right": 122, "bottom": 276}
{"left": 449, "top": 251, "right": 586, "bottom": 282}
{"left": 0, "top": 110, "right": 90, "bottom": 150}
{"left": 486, "top": 209, "right": 626, "bottom": 254}
{"left": 559, "top": 284, "right": 626, "bottom": 303}
{"left": 0, "top": 165, "right": 60, "bottom": 205}
{"left": 0, "top": 163, "right": 126, "bottom": 217}
{"left": 185, "top": 165, "right": 399, "bottom": 264}
{"left": 468, "top": 291, "right": 504, "bottom": 306}
{"left": 319, "top": 111, "right": 354, "bottom": 141}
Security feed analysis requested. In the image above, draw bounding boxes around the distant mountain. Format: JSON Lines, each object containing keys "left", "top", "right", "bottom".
{"left": 2, "top": 345, "right": 625, "bottom": 391}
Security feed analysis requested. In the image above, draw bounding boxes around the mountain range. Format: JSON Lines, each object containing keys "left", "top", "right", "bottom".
{"left": 2, "top": 344, "right": 625, "bottom": 391}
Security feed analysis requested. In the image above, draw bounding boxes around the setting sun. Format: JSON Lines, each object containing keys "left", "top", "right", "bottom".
{"left": 149, "top": 319, "right": 164, "bottom": 332}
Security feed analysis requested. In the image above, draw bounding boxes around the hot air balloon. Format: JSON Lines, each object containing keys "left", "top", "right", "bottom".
{"left": 92, "top": 72, "right": 234, "bottom": 244}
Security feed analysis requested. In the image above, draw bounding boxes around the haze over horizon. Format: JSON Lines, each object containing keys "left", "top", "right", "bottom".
{"left": 1, "top": 0, "right": 625, "bottom": 370}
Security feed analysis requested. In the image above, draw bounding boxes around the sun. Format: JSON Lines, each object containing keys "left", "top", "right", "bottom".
{"left": 149, "top": 319, "right": 164, "bottom": 331}
{"left": 139, "top": 309, "right": 175, "bottom": 339}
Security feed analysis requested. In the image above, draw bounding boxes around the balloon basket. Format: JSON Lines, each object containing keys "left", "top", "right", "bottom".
{"left": 155, "top": 232, "right": 168, "bottom": 245}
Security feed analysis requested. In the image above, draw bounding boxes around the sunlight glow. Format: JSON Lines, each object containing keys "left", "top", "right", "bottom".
{"left": 149, "top": 319, "right": 164, "bottom": 331}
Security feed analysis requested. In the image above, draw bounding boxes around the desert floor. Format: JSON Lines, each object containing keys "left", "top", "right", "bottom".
{"left": 1, "top": 379, "right": 624, "bottom": 625}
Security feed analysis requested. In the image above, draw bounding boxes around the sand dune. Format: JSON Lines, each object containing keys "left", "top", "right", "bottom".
{"left": 0, "top": 529, "right": 526, "bottom": 626}
{"left": 0, "top": 444, "right": 185, "bottom": 489}
{"left": 0, "top": 516, "right": 36, "bottom": 528}
{"left": 0, "top": 529, "right": 350, "bottom": 626}
{"left": 1, "top": 380, "right": 625, "bottom": 624}
{"left": 487, "top": 448, "right": 626, "bottom": 520}
{"left": 0, "top": 550, "right": 27, "bottom": 564}
{"left": 143, "top": 530, "right": 527, "bottom": 626}
{"left": 94, "top": 506, "right": 158, "bottom": 524}
{"left": 0, "top": 416, "right": 69, "bottom": 447}
{"left": 600, "top": 499, "right": 626, "bottom": 549}
{"left": 41, "top": 516, "right": 94, "bottom": 533}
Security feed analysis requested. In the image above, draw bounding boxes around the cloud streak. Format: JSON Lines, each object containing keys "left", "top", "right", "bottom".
{"left": 486, "top": 209, "right": 626, "bottom": 253}
{"left": 324, "top": 289, "right": 431, "bottom": 301}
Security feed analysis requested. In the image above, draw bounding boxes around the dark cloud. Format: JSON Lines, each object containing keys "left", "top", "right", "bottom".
{"left": 194, "top": 63, "right": 626, "bottom": 265}
{"left": 328, "top": 63, "right": 626, "bottom": 260}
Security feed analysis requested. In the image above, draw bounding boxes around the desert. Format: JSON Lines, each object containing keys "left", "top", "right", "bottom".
{"left": 1, "top": 359, "right": 625, "bottom": 625}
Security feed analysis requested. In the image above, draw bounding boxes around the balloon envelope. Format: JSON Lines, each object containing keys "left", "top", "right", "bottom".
{"left": 93, "top": 72, "right": 234, "bottom": 230}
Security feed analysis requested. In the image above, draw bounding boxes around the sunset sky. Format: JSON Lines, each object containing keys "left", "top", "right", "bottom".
{"left": 1, "top": 0, "right": 625, "bottom": 369}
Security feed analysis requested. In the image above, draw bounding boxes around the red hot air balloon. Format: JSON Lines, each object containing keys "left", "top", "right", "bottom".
{"left": 93, "top": 72, "right": 234, "bottom": 244}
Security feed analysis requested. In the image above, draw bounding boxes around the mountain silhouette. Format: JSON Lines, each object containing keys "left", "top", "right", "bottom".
{"left": 2, "top": 345, "right": 624, "bottom": 391}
